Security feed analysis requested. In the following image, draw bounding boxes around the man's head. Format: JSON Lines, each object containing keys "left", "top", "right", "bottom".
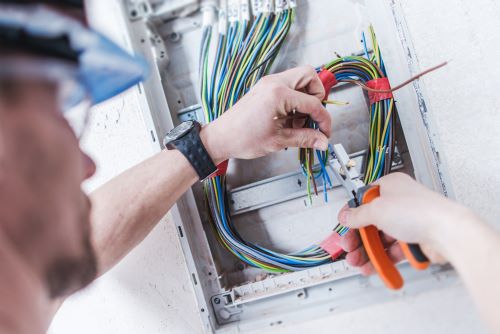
{"left": 0, "top": 0, "right": 147, "bottom": 299}
{"left": 0, "top": 2, "right": 99, "bottom": 298}
{"left": 0, "top": 72, "right": 98, "bottom": 298}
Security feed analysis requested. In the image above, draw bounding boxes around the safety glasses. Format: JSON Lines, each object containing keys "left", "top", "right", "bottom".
{"left": 0, "top": 57, "right": 92, "bottom": 139}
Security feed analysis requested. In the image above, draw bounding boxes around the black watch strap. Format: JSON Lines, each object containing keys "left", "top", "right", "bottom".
{"left": 164, "top": 122, "right": 217, "bottom": 180}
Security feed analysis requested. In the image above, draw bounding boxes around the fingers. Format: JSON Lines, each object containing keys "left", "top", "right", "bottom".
{"left": 338, "top": 229, "right": 361, "bottom": 252}
{"left": 279, "top": 128, "right": 329, "bottom": 150}
{"left": 284, "top": 89, "right": 331, "bottom": 136}
{"left": 272, "top": 66, "right": 325, "bottom": 100}
{"left": 345, "top": 246, "right": 369, "bottom": 267}
{"left": 387, "top": 242, "right": 405, "bottom": 263}
{"left": 339, "top": 228, "right": 404, "bottom": 277}
{"left": 337, "top": 199, "right": 380, "bottom": 229}
{"left": 350, "top": 242, "right": 404, "bottom": 276}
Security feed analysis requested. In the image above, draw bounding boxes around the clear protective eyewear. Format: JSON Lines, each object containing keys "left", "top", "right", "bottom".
{"left": 0, "top": 57, "right": 92, "bottom": 139}
{"left": 0, "top": 4, "right": 149, "bottom": 138}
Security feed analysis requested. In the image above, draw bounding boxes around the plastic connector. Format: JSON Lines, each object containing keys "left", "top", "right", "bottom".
{"left": 251, "top": 0, "right": 263, "bottom": 16}
{"left": 201, "top": 1, "right": 217, "bottom": 26}
{"left": 275, "top": 0, "right": 285, "bottom": 13}
{"left": 318, "top": 69, "right": 338, "bottom": 101}
{"left": 228, "top": 0, "right": 240, "bottom": 23}
{"left": 218, "top": 0, "right": 228, "bottom": 35}
{"left": 240, "top": 0, "right": 251, "bottom": 21}
{"left": 320, "top": 232, "right": 344, "bottom": 259}
{"left": 262, "top": 0, "right": 273, "bottom": 13}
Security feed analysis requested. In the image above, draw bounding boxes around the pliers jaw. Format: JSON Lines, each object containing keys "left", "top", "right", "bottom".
{"left": 329, "top": 144, "right": 364, "bottom": 201}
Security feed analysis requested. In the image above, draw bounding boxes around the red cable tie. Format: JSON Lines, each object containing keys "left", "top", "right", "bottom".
{"left": 208, "top": 160, "right": 229, "bottom": 178}
{"left": 320, "top": 232, "right": 344, "bottom": 259}
{"left": 318, "top": 69, "right": 338, "bottom": 101}
{"left": 366, "top": 77, "right": 393, "bottom": 104}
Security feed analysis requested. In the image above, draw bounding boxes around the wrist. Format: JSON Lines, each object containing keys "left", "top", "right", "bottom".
{"left": 430, "top": 202, "right": 478, "bottom": 259}
{"left": 199, "top": 122, "right": 229, "bottom": 165}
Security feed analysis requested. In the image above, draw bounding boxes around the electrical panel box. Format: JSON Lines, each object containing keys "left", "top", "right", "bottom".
{"left": 117, "top": 0, "right": 456, "bottom": 332}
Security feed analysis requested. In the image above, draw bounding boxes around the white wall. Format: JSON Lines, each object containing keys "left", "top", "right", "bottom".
{"left": 49, "top": 0, "right": 500, "bottom": 333}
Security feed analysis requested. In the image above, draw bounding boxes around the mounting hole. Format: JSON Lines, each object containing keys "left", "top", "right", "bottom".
{"left": 130, "top": 10, "right": 137, "bottom": 17}
{"left": 208, "top": 272, "right": 212, "bottom": 276}
{"left": 169, "top": 32, "right": 181, "bottom": 42}
{"left": 177, "top": 100, "right": 182, "bottom": 104}
{"left": 328, "top": 287, "right": 333, "bottom": 292}
{"left": 200, "top": 308, "right": 205, "bottom": 312}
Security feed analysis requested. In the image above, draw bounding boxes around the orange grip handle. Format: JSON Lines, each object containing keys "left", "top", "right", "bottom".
{"left": 358, "top": 186, "right": 404, "bottom": 290}
{"left": 400, "top": 242, "right": 430, "bottom": 270}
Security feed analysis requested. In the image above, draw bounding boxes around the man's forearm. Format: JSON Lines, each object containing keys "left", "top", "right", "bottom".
{"left": 89, "top": 148, "right": 198, "bottom": 275}
{"left": 434, "top": 211, "right": 500, "bottom": 333}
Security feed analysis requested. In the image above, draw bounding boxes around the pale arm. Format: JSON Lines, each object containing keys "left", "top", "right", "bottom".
{"left": 338, "top": 172, "right": 500, "bottom": 333}
{"left": 89, "top": 148, "right": 199, "bottom": 273}
{"left": 89, "top": 66, "right": 331, "bottom": 275}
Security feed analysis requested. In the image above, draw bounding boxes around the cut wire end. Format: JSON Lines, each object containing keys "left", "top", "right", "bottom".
{"left": 323, "top": 99, "right": 349, "bottom": 105}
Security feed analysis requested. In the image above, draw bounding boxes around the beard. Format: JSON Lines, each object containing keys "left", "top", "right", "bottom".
{"left": 45, "top": 196, "right": 98, "bottom": 299}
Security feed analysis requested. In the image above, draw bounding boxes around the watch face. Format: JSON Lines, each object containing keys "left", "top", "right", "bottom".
{"left": 164, "top": 121, "right": 195, "bottom": 143}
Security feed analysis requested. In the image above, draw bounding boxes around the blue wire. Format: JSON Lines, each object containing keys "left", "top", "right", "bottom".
{"left": 361, "top": 31, "right": 370, "bottom": 59}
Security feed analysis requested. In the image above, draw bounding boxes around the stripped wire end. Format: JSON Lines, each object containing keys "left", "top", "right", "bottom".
{"left": 323, "top": 99, "right": 349, "bottom": 105}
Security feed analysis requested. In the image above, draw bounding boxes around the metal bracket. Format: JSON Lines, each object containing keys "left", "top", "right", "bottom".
{"left": 178, "top": 104, "right": 205, "bottom": 123}
{"left": 228, "top": 151, "right": 366, "bottom": 215}
{"left": 229, "top": 149, "right": 404, "bottom": 215}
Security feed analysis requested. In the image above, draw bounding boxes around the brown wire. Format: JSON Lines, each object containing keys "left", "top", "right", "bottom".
{"left": 347, "top": 61, "right": 448, "bottom": 93}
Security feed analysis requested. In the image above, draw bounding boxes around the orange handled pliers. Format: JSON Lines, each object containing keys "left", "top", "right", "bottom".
{"left": 330, "top": 144, "right": 430, "bottom": 290}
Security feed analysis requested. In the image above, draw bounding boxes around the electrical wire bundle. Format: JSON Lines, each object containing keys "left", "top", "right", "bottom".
{"left": 299, "top": 120, "right": 332, "bottom": 204}
{"left": 199, "top": 0, "right": 334, "bottom": 273}
{"left": 198, "top": 5, "right": 445, "bottom": 272}
{"left": 200, "top": 0, "right": 295, "bottom": 122}
{"left": 298, "top": 27, "right": 393, "bottom": 209}
{"left": 338, "top": 28, "right": 395, "bottom": 180}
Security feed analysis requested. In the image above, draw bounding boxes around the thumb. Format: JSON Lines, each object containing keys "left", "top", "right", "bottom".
{"left": 280, "top": 128, "right": 329, "bottom": 150}
{"left": 337, "top": 203, "right": 373, "bottom": 229}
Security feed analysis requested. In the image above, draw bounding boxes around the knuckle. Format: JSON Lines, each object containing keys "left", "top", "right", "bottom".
{"left": 268, "top": 83, "right": 287, "bottom": 98}
{"left": 388, "top": 172, "right": 411, "bottom": 184}
{"left": 298, "top": 136, "right": 309, "bottom": 148}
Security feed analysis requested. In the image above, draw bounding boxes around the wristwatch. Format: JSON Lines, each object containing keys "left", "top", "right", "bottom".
{"left": 163, "top": 120, "right": 218, "bottom": 180}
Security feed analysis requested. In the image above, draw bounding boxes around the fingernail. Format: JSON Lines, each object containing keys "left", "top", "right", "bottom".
{"left": 313, "top": 139, "right": 328, "bottom": 151}
{"left": 338, "top": 209, "right": 351, "bottom": 225}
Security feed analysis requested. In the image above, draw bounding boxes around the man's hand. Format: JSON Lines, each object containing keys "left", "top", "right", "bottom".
{"left": 336, "top": 173, "right": 469, "bottom": 274}
{"left": 200, "top": 66, "right": 331, "bottom": 163}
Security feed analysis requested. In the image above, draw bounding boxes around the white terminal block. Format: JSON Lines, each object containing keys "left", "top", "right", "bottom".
{"left": 218, "top": 0, "right": 228, "bottom": 34}
{"left": 201, "top": 5, "right": 217, "bottom": 26}
{"left": 240, "top": 0, "right": 251, "bottom": 21}
{"left": 275, "top": 0, "right": 285, "bottom": 13}
{"left": 262, "top": 0, "right": 273, "bottom": 13}
{"left": 251, "top": 0, "right": 263, "bottom": 15}
{"left": 228, "top": 0, "right": 239, "bottom": 23}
